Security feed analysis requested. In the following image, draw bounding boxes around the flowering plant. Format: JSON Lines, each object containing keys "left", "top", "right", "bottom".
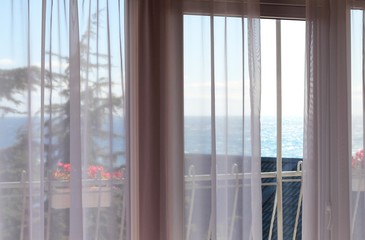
{"left": 53, "top": 162, "right": 123, "bottom": 180}
{"left": 352, "top": 149, "right": 364, "bottom": 169}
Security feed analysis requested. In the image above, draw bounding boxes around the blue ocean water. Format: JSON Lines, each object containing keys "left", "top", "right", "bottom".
{"left": 0, "top": 116, "right": 126, "bottom": 165}
{"left": 1, "top": 115, "right": 363, "bottom": 159}
{"left": 184, "top": 116, "right": 304, "bottom": 158}
{"left": 184, "top": 115, "right": 365, "bottom": 158}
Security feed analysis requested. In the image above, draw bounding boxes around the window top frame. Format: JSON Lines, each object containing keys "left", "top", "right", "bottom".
{"left": 183, "top": 0, "right": 365, "bottom": 20}
{"left": 353, "top": 0, "right": 365, "bottom": 9}
{"left": 183, "top": 0, "right": 305, "bottom": 20}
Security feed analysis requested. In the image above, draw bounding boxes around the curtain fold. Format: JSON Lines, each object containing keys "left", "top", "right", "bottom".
{"left": 182, "top": 0, "right": 262, "bottom": 239}
{"left": 304, "top": 0, "right": 351, "bottom": 239}
{"left": 0, "top": 1, "right": 127, "bottom": 239}
{"left": 125, "top": 0, "right": 184, "bottom": 239}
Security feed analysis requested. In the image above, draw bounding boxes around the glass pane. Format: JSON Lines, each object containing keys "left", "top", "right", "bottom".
{"left": 281, "top": 19, "right": 305, "bottom": 240}
{"left": 281, "top": 20, "right": 305, "bottom": 159}
{"left": 260, "top": 19, "right": 305, "bottom": 240}
{"left": 184, "top": 15, "right": 212, "bottom": 239}
{"left": 184, "top": 16, "right": 305, "bottom": 240}
{"left": 351, "top": 10, "right": 365, "bottom": 239}
{"left": 261, "top": 19, "right": 277, "bottom": 160}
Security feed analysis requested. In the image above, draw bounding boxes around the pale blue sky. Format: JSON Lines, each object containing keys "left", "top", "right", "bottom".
{"left": 351, "top": 10, "right": 364, "bottom": 117}
{"left": 0, "top": 1, "right": 124, "bottom": 68}
{"left": 0, "top": 4, "right": 362, "bottom": 121}
{"left": 183, "top": 16, "right": 305, "bottom": 117}
{"left": 351, "top": 10, "right": 364, "bottom": 152}
{"left": 0, "top": 0, "right": 125, "bottom": 116}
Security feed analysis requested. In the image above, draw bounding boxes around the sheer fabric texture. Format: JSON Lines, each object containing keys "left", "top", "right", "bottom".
{"left": 183, "top": 0, "right": 262, "bottom": 239}
{"left": 4, "top": 0, "right": 360, "bottom": 239}
{"left": 304, "top": 0, "right": 351, "bottom": 239}
{"left": 0, "top": 1, "right": 127, "bottom": 239}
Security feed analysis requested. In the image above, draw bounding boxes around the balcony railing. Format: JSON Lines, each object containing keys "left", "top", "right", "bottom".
{"left": 0, "top": 157, "right": 303, "bottom": 240}
{"left": 0, "top": 171, "right": 126, "bottom": 240}
{"left": 184, "top": 155, "right": 303, "bottom": 240}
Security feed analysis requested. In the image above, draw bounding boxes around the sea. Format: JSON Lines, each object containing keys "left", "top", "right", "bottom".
{"left": 0, "top": 115, "right": 363, "bottom": 161}
{"left": 185, "top": 116, "right": 304, "bottom": 158}
{"left": 185, "top": 115, "right": 365, "bottom": 158}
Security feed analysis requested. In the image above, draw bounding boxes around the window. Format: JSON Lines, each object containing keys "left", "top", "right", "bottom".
{"left": 183, "top": 12, "right": 305, "bottom": 240}
{"left": 1, "top": 0, "right": 357, "bottom": 239}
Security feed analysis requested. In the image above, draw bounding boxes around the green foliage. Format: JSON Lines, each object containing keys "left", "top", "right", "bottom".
{"left": 0, "top": 67, "right": 40, "bottom": 116}
{"left": 0, "top": 128, "right": 28, "bottom": 181}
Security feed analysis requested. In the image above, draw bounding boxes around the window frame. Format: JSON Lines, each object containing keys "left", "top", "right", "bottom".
{"left": 182, "top": 7, "right": 306, "bottom": 239}
{"left": 183, "top": 0, "right": 305, "bottom": 20}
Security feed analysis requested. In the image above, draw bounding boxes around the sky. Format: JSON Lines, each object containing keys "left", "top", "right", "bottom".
{"left": 183, "top": 16, "right": 306, "bottom": 117}
{"left": 351, "top": 10, "right": 364, "bottom": 151}
{"left": 351, "top": 10, "right": 364, "bottom": 117}
{"left": 0, "top": 0, "right": 125, "bottom": 116}
{"left": 0, "top": 2, "right": 363, "bottom": 122}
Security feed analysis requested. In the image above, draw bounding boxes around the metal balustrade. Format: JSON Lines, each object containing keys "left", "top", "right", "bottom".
{"left": 0, "top": 170, "right": 127, "bottom": 240}
{"left": 0, "top": 161, "right": 303, "bottom": 240}
{"left": 185, "top": 160, "right": 303, "bottom": 240}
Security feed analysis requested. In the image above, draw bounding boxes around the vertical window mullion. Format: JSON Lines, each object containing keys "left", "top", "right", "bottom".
{"left": 209, "top": 13, "right": 217, "bottom": 240}
{"left": 276, "top": 19, "right": 283, "bottom": 240}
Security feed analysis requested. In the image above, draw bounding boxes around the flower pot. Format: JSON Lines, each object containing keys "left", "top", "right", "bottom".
{"left": 51, "top": 185, "right": 112, "bottom": 209}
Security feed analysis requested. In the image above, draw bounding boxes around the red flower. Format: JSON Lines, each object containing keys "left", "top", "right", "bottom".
{"left": 112, "top": 170, "right": 123, "bottom": 180}
{"left": 352, "top": 149, "right": 365, "bottom": 169}
{"left": 53, "top": 162, "right": 124, "bottom": 181}
{"left": 102, "top": 172, "right": 111, "bottom": 179}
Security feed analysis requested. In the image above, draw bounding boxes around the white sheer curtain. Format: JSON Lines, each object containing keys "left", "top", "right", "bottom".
{"left": 183, "top": 0, "right": 262, "bottom": 239}
{"left": 304, "top": 0, "right": 351, "bottom": 239}
{"left": 0, "top": 1, "right": 127, "bottom": 239}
